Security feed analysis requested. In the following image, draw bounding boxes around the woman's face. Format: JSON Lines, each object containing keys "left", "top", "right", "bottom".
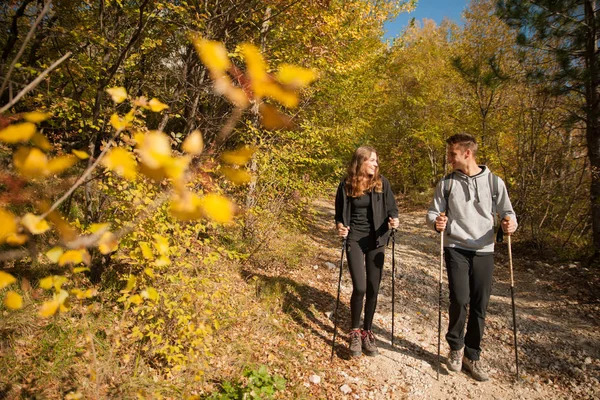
{"left": 362, "top": 152, "right": 378, "bottom": 176}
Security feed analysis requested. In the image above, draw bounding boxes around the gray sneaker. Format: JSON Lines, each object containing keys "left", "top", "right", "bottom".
{"left": 361, "top": 330, "right": 378, "bottom": 356}
{"left": 446, "top": 347, "right": 464, "bottom": 372}
{"left": 349, "top": 329, "right": 362, "bottom": 357}
{"left": 462, "top": 356, "right": 490, "bottom": 381}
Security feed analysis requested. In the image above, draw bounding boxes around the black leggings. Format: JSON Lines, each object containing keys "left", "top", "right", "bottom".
{"left": 346, "top": 237, "right": 385, "bottom": 331}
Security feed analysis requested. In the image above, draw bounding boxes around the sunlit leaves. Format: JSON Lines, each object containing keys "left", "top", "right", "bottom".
{"left": 102, "top": 147, "right": 137, "bottom": 180}
{"left": 0, "top": 122, "right": 36, "bottom": 143}
{"left": 98, "top": 232, "right": 119, "bottom": 254}
{"left": 148, "top": 98, "right": 169, "bottom": 112}
{"left": 72, "top": 149, "right": 89, "bottom": 159}
{"left": 276, "top": 64, "right": 318, "bottom": 89}
{"left": 193, "top": 38, "right": 231, "bottom": 73}
{"left": 23, "top": 111, "right": 51, "bottom": 123}
{"left": 170, "top": 191, "right": 203, "bottom": 220}
{"left": 222, "top": 166, "right": 251, "bottom": 185}
{"left": 0, "top": 271, "right": 16, "bottom": 289}
{"left": 46, "top": 247, "right": 64, "bottom": 263}
{"left": 13, "top": 148, "right": 78, "bottom": 178}
{"left": 47, "top": 155, "right": 78, "bottom": 174}
{"left": 21, "top": 213, "right": 50, "bottom": 234}
{"left": 139, "top": 242, "right": 154, "bottom": 259}
{"left": 106, "top": 87, "right": 128, "bottom": 104}
{"left": 199, "top": 193, "right": 234, "bottom": 223}
{"left": 58, "top": 249, "right": 91, "bottom": 266}
{"left": 0, "top": 209, "right": 18, "bottom": 244}
{"left": 4, "top": 291, "right": 23, "bottom": 309}
{"left": 141, "top": 287, "right": 158, "bottom": 301}
{"left": 221, "top": 146, "right": 255, "bottom": 166}
{"left": 182, "top": 130, "right": 204, "bottom": 155}
{"left": 136, "top": 130, "right": 171, "bottom": 169}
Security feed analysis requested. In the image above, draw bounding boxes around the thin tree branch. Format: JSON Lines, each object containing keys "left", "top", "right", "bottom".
{"left": 0, "top": 0, "right": 53, "bottom": 99}
{"left": 0, "top": 51, "right": 72, "bottom": 114}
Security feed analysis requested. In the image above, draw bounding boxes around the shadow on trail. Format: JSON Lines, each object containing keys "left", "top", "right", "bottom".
{"left": 240, "top": 268, "right": 442, "bottom": 366}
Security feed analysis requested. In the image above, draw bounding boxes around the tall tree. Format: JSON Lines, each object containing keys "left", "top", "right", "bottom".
{"left": 497, "top": 0, "right": 600, "bottom": 256}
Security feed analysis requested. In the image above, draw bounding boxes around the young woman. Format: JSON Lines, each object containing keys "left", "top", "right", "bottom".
{"left": 334, "top": 146, "right": 399, "bottom": 357}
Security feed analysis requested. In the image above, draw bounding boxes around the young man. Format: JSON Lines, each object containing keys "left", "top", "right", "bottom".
{"left": 426, "top": 133, "right": 517, "bottom": 381}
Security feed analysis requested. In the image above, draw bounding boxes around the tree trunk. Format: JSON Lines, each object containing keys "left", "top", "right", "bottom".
{"left": 584, "top": 0, "right": 600, "bottom": 255}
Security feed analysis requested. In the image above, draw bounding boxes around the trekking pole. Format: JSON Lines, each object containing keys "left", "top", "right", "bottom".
{"left": 391, "top": 228, "right": 396, "bottom": 348}
{"left": 331, "top": 236, "right": 347, "bottom": 361}
{"left": 437, "top": 212, "right": 445, "bottom": 381}
{"left": 504, "top": 216, "right": 520, "bottom": 381}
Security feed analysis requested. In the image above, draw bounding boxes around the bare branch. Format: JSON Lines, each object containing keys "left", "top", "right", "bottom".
{"left": 0, "top": 51, "right": 72, "bottom": 114}
{"left": 0, "top": 0, "right": 53, "bottom": 99}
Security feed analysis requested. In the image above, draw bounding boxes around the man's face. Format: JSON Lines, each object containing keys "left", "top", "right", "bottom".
{"left": 447, "top": 144, "right": 469, "bottom": 171}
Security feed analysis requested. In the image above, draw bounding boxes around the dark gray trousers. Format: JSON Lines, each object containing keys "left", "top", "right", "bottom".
{"left": 444, "top": 247, "right": 494, "bottom": 361}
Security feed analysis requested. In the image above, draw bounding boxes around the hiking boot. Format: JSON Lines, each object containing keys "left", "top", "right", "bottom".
{"left": 349, "top": 329, "right": 362, "bottom": 357}
{"left": 462, "top": 356, "right": 490, "bottom": 382}
{"left": 361, "top": 330, "right": 378, "bottom": 356}
{"left": 446, "top": 347, "right": 464, "bottom": 372}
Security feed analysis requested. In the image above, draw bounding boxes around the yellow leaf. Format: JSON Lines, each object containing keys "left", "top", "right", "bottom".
{"left": 46, "top": 155, "right": 78, "bottom": 175}
{"left": 139, "top": 242, "right": 154, "bottom": 259}
{"left": 58, "top": 249, "right": 87, "bottom": 266}
{"left": 221, "top": 146, "right": 256, "bottom": 166}
{"left": 276, "top": 64, "right": 318, "bottom": 89}
{"left": 39, "top": 299, "right": 59, "bottom": 317}
{"left": 5, "top": 233, "right": 28, "bottom": 246}
{"left": 13, "top": 147, "right": 48, "bottom": 178}
{"left": 4, "top": 291, "right": 23, "bottom": 309}
{"left": 98, "top": 231, "right": 118, "bottom": 254}
{"left": 154, "top": 255, "right": 171, "bottom": 266}
{"left": 102, "top": 147, "right": 137, "bottom": 180}
{"left": 23, "top": 111, "right": 51, "bottom": 123}
{"left": 258, "top": 103, "right": 295, "bottom": 130}
{"left": 143, "top": 268, "right": 155, "bottom": 278}
{"left": 260, "top": 82, "right": 298, "bottom": 108}
{"left": 72, "top": 149, "right": 89, "bottom": 159}
{"left": 182, "top": 130, "right": 204, "bottom": 155}
{"left": 46, "top": 247, "right": 64, "bottom": 263}
{"left": 31, "top": 132, "right": 52, "bottom": 151}
{"left": 110, "top": 113, "right": 129, "bottom": 130}
{"left": 148, "top": 98, "right": 169, "bottom": 112}
{"left": 39, "top": 276, "right": 54, "bottom": 290}
{"left": 212, "top": 74, "right": 250, "bottom": 108}
{"left": 73, "top": 267, "right": 90, "bottom": 273}
{"left": 193, "top": 37, "right": 231, "bottom": 73}
{"left": 222, "top": 166, "right": 251, "bottom": 185}
{"left": 153, "top": 234, "right": 169, "bottom": 255}
{"left": 124, "top": 275, "right": 136, "bottom": 292}
{"left": 199, "top": 194, "right": 234, "bottom": 223}
{"left": 52, "top": 276, "right": 68, "bottom": 291}
{"left": 0, "top": 271, "right": 16, "bottom": 290}
{"left": 129, "top": 294, "right": 143, "bottom": 305}
{"left": 21, "top": 213, "right": 50, "bottom": 234}
{"left": 0, "top": 122, "right": 36, "bottom": 143}
{"left": 240, "top": 43, "right": 268, "bottom": 85}
{"left": 164, "top": 155, "right": 190, "bottom": 180}
{"left": 170, "top": 191, "right": 203, "bottom": 220}
{"left": 141, "top": 287, "right": 158, "bottom": 301}
{"left": 106, "top": 87, "right": 128, "bottom": 104}
{"left": 0, "top": 208, "right": 18, "bottom": 244}
{"left": 136, "top": 131, "right": 172, "bottom": 169}
{"left": 55, "top": 289, "right": 69, "bottom": 305}
{"left": 89, "top": 223, "right": 110, "bottom": 233}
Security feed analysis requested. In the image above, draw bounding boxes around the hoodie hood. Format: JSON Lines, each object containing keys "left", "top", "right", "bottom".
{"left": 452, "top": 166, "right": 490, "bottom": 204}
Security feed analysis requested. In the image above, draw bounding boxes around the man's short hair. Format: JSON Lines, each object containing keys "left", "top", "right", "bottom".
{"left": 446, "top": 133, "right": 478, "bottom": 154}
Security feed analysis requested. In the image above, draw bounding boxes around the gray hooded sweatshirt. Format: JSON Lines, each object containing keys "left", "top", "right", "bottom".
{"left": 426, "top": 166, "right": 517, "bottom": 254}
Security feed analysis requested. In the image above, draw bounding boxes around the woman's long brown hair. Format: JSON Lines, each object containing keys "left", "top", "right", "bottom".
{"left": 345, "top": 145, "right": 382, "bottom": 197}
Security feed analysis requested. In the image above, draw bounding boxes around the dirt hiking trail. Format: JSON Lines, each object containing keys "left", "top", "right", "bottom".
{"left": 285, "top": 199, "right": 600, "bottom": 399}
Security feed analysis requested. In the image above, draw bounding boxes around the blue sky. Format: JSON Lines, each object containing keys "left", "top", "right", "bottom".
{"left": 383, "top": 0, "right": 470, "bottom": 39}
